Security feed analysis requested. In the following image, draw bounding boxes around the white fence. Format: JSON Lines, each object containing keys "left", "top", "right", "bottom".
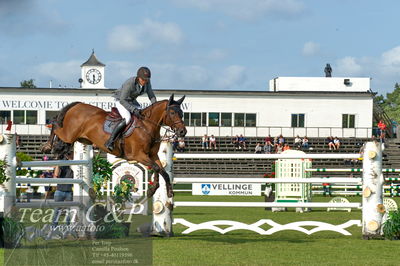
{"left": 0, "top": 134, "right": 93, "bottom": 239}
{"left": 167, "top": 142, "right": 386, "bottom": 238}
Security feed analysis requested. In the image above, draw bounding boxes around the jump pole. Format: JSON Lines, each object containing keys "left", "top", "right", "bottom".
{"left": 362, "top": 141, "right": 384, "bottom": 239}
{"left": 0, "top": 134, "right": 16, "bottom": 216}
{"left": 150, "top": 141, "right": 174, "bottom": 236}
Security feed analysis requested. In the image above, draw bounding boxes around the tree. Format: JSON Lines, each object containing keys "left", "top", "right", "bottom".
{"left": 379, "top": 83, "right": 400, "bottom": 123}
{"left": 20, "top": 79, "right": 37, "bottom": 88}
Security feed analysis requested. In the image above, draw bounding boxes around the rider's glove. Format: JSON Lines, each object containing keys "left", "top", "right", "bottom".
{"left": 133, "top": 108, "right": 144, "bottom": 119}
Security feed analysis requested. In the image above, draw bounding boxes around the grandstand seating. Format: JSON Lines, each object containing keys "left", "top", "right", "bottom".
{"left": 16, "top": 134, "right": 400, "bottom": 179}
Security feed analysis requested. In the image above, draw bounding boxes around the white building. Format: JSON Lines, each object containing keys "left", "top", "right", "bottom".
{"left": 0, "top": 52, "right": 375, "bottom": 138}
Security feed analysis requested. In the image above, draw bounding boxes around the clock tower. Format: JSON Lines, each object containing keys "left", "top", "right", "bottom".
{"left": 80, "top": 50, "right": 106, "bottom": 89}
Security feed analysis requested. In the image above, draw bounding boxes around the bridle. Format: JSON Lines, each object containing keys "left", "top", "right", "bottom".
{"left": 138, "top": 102, "right": 185, "bottom": 141}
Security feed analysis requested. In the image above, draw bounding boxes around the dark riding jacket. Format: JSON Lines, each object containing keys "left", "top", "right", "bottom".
{"left": 113, "top": 76, "right": 157, "bottom": 112}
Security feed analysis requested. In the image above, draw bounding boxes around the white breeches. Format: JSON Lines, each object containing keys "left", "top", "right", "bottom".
{"left": 116, "top": 101, "right": 132, "bottom": 123}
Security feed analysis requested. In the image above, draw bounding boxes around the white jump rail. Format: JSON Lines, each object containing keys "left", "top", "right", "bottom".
{"left": 174, "top": 177, "right": 362, "bottom": 184}
{"left": 0, "top": 134, "right": 94, "bottom": 239}
{"left": 174, "top": 201, "right": 362, "bottom": 209}
{"left": 174, "top": 153, "right": 361, "bottom": 159}
{"left": 168, "top": 143, "right": 385, "bottom": 238}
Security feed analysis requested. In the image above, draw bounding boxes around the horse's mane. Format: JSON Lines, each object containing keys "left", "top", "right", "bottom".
{"left": 141, "top": 100, "right": 168, "bottom": 113}
{"left": 57, "top": 102, "right": 82, "bottom": 127}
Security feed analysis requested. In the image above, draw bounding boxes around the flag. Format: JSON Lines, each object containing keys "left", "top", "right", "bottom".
{"left": 6, "top": 120, "right": 12, "bottom": 131}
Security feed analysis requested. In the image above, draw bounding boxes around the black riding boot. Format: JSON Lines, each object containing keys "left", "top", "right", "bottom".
{"left": 105, "top": 119, "right": 126, "bottom": 151}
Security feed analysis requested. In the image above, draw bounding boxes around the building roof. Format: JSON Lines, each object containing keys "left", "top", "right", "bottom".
{"left": 80, "top": 51, "right": 106, "bottom": 67}
{"left": 0, "top": 86, "right": 374, "bottom": 98}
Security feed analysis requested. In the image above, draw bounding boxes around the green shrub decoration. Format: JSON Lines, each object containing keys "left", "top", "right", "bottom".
{"left": 2, "top": 217, "right": 25, "bottom": 248}
{"left": 92, "top": 153, "right": 113, "bottom": 198}
{"left": 113, "top": 179, "right": 133, "bottom": 204}
{"left": 0, "top": 158, "right": 9, "bottom": 184}
{"left": 383, "top": 209, "right": 400, "bottom": 240}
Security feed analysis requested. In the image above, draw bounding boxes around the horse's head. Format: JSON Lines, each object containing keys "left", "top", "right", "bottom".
{"left": 164, "top": 94, "right": 187, "bottom": 137}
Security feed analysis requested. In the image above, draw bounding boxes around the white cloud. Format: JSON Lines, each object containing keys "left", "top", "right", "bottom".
{"left": 0, "top": 0, "right": 69, "bottom": 36}
{"left": 302, "top": 41, "right": 320, "bottom": 56}
{"left": 35, "top": 60, "right": 81, "bottom": 87}
{"left": 335, "top": 57, "right": 362, "bottom": 76}
{"left": 108, "top": 19, "right": 183, "bottom": 52}
{"left": 171, "top": 0, "right": 305, "bottom": 20}
{"left": 146, "top": 63, "right": 247, "bottom": 90}
{"left": 214, "top": 65, "right": 246, "bottom": 89}
{"left": 206, "top": 49, "right": 228, "bottom": 61}
{"left": 381, "top": 46, "right": 400, "bottom": 66}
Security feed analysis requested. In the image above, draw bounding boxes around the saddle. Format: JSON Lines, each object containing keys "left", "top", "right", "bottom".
{"left": 103, "top": 107, "right": 138, "bottom": 138}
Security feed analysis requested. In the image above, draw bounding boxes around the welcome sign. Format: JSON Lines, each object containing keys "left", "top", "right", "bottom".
{"left": 193, "top": 183, "right": 261, "bottom": 196}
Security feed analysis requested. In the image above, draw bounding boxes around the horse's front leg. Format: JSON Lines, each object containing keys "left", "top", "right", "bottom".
{"left": 147, "top": 171, "right": 159, "bottom": 198}
{"left": 149, "top": 160, "right": 173, "bottom": 198}
{"left": 136, "top": 153, "right": 173, "bottom": 198}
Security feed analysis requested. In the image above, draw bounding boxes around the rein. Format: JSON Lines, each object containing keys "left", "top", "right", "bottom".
{"left": 137, "top": 103, "right": 181, "bottom": 142}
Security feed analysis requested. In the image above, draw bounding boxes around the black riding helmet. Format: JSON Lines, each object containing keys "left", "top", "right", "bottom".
{"left": 137, "top": 66, "right": 151, "bottom": 80}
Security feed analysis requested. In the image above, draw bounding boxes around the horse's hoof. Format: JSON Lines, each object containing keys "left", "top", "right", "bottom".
{"left": 147, "top": 188, "right": 156, "bottom": 198}
{"left": 167, "top": 190, "right": 174, "bottom": 198}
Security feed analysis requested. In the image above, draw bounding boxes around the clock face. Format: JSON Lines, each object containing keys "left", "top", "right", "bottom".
{"left": 86, "top": 69, "right": 102, "bottom": 84}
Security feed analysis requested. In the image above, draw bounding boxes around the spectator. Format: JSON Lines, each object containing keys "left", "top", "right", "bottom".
{"left": 40, "top": 170, "right": 53, "bottom": 200}
{"left": 273, "top": 136, "right": 279, "bottom": 150}
{"left": 16, "top": 133, "right": 21, "bottom": 148}
{"left": 283, "top": 143, "right": 291, "bottom": 151}
{"left": 278, "top": 134, "right": 285, "bottom": 146}
{"left": 263, "top": 142, "right": 273, "bottom": 154}
{"left": 254, "top": 143, "right": 262, "bottom": 154}
{"left": 275, "top": 143, "right": 283, "bottom": 154}
{"left": 177, "top": 137, "right": 186, "bottom": 152}
{"left": 377, "top": 120, "right": 386, "bottom": 139}
{"left": 232, "top": 135, "right": 240, "bottom": 150}
{"left": 209, "top": 135, "right": 217, "bottom": 150}
{"left": 172, "top": 136, "right": 179, "bottom": 152}
{"left": 326, "top": 136, "right": 336, "bottom": 151}
{"left": 302, "top": 136, "right": 310, "bottom": 150}
{"left": 52, "top": 152, "right": 74, "bottom": 227}
{"left": 322, "top": 182, "right": 331, "bottom": 196}
{"left": 201, "top": 134, "right": 209, "bottom": 150}
{"left": 294, "top": 135, "right": 302, "bottom": 150}
{"left": 334, "top": 137, "right": 341, "bottom": 150}
{"left": 264, "top": 135, "right": 272, "bottom": 146}
{"left": 238, "top": 134, "right": 247, "bottom": 150}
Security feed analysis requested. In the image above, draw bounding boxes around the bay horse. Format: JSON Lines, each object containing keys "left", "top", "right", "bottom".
{"left": 42, "top": 94, "right": 187, "bottom": 198}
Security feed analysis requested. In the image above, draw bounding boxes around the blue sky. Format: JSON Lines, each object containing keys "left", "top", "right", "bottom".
{"left": 1, "top": 0, "right": 400, "bottom": 95}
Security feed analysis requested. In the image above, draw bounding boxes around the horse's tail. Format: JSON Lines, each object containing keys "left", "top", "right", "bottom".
{"left": 56, "top": 102, "right": 82, "bottom": 128}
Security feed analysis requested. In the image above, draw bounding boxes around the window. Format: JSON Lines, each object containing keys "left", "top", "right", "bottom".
{"left": 342, "top": 114, "right": 355, "bottom": 128}
{"left": 201, "top": 112, "right": 207, "bottom": 126}
{"left": 291, "top": 114, "right": 305, "bottom": 127}
{"left": 12, "top": 110, "right": 38, "bottom": 124}
{"left": 221, "top": 113, "right": 232, "bottom": 127}
{"left": 234, "top": 113, "right": 244, "bottom": 127}
{"left": 184, "top": 113, "right": 207, "bottom": 126}
{"left": 245, "top": 113, "right": 256, "bottom": 127}
{"left": 184, "top": 113, "right": 190, "bottom": 126}
{"left": 13, "top": 110, "right": 25, "bottom": 124}
{"left": 208, "top": 112, "right": 220, "bottom": 127}
{"left": 191, "top": 113, "right": 202, "bottom": 126}
{"left": 45, "top": 111, "right": 59, "bottom": 124}
{"left": 26, "top": 111, "right": 37, "bottom": 124}
{"left": 0, "top": 111, "right": 11, "bottom": 124}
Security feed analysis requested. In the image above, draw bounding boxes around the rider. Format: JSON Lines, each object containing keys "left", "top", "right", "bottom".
{"left": 105, "top": 66, "right": 157, "bottom": 151}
